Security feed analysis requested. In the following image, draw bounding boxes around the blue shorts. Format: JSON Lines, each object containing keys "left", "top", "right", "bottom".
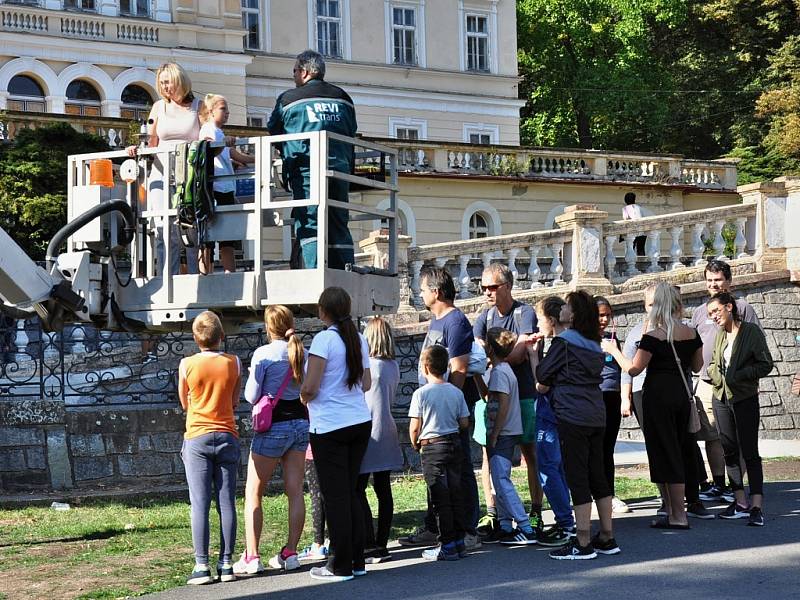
{"left": 251, "top": 419, "right": 309, "bottom": 458}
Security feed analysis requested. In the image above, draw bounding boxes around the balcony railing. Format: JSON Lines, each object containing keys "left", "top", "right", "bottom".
{"left": 369, "top": 138, "right": 739, "bottom": 191}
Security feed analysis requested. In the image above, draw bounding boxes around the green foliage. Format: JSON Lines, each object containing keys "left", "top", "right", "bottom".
{"left": 726, "top": 145, "right": 800, "bottom": 186}
{"left": 0, "top": 122, "right": 108, "bottom": 261}
{"left": 517, "top": 0, "right": 800, "bottom": 180}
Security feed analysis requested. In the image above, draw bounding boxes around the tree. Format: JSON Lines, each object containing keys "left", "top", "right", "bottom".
{"left": 517, "top": 0, "right": 687, "bottom": 150}
{"left": 756, "top": 34, "right": 800, "bottom": 158}
{"left": 0, "top": 122, "right": 109, "bottom": 261}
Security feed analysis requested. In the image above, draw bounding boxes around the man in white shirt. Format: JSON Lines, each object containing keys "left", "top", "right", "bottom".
{"left": 622, "top": 192, "right": 646, "bottom": 256}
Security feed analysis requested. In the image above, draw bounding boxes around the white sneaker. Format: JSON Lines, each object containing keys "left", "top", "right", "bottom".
{"left": 232, "top": 553, "right": 265, "bottom": 575}
{"left": 309, "top": 566, "right": 353, "bottom": 582}
{"left": 612, "top": 496, "right": 632, "bottom": 514}
{"left": 298, "top": 542, "right": 329, "bottom": 562}
{"left": 268, "top": 548, "right": 300, "bottom": 571}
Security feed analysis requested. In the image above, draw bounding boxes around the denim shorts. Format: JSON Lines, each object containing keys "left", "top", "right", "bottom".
{"left": 251, "top": 418, "right": 309, "bottom": 458}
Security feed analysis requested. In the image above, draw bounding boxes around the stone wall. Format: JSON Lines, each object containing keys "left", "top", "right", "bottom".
{"left": 3, "top": 275, "right": 800, "bottom": 495}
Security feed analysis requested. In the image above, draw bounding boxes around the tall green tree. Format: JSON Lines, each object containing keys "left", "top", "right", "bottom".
{"left": 0, "top": 122, "right": 109, "bottom": 261}
{"left": 517, "top": 0, "right": 687, "bottom": 150}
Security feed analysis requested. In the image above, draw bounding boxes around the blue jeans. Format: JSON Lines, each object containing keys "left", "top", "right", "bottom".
{"left": 251, "top": 418, "right": 309, "bottom": 458}
{"left": 181, "top": 431, "right": 241, "bottom": 565}
{"left": 535, "top": 396, "right": 575, "bottom": 529}
{"left": 488, "top": 435, "right": 529, "bottom": 532}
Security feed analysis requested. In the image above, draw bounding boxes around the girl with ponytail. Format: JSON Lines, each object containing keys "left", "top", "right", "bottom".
{"left": 236, "top": 305, "right": 308, "bottom": 575}
{"left": 301, "top": 287, "right": 373, "bottom": 582}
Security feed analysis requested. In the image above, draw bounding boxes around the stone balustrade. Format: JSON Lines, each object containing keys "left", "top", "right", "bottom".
{"left": 372, "top": 138, "right": 738, "bottom": 191}
{"left": 406, "top": 228, "right": 572, "bottom": 307}
{"left": 388, "top": 193, "right": 778, "bottom": 303}
{"left": 602, "top": 203, "right": 757, "bottom": 279}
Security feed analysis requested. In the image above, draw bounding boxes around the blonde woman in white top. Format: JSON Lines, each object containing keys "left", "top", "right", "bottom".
{"left": 127, "top": 63, "right": 202, "bottom": 276}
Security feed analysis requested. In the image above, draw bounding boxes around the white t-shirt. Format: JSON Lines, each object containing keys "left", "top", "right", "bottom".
{"left": 199, "top": 122, "right": 235, "bottom": 193}
{"left": 622, "top": 204, "right": 642, "bottom": 220}
{"left": 307, "top": 327, "right": 371, "bottom": 434}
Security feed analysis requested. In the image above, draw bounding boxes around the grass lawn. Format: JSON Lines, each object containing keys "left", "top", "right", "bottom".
{"left": 0, "top": 469, "right": 657, "bottom": 600}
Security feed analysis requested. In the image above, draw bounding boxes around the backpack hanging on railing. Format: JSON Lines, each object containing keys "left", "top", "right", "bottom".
{"left": 172, "top": 141, "right": 215, "bottom": 248}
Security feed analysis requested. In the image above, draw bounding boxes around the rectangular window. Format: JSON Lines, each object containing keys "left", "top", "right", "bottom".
{"left": 316, "top": 0, "right": 341, "bottom": 57}
{"left": 242, "top": 0, "right": 261, "bottom": 50}
{"left": 469, "top": 133, "right": 490, "bottom": 144}
{"left": 247, "top": 115, "right": 265, "bottom": 127}
{"left": 63, "top": 0, "right": 96, "bottom": 10}
{"left": 465, "top": 14, "right": 489, "bottom": 72}
{"left": 119, "top": 0, "right": 150, "bottom": 17}
{"left": 392, "top": 6, "right": 416, "bottom": 65}
{"left": 396, "top": 127, "right": 419, "bottom": 140}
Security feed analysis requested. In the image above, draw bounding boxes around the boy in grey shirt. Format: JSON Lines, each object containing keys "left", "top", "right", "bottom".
{"left": 409, "top": 345, "right": 470, "bottom": 562}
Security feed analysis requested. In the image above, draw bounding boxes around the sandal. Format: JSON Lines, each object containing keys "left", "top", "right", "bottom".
{"left": 650, "top": 516, "right": 690, "bottom": 530}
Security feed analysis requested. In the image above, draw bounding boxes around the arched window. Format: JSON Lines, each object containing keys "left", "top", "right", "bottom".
{"left": 65, "top": 80, "right": 101, "bottom": 116}
{"left": 468, "top": 212, "right": 489, "bottom": 239}
{"left": 121, "top": 84, "right": 153, "bottom": 121}
{"left": 7, "top": 75, "right": 45, "bottom": 113}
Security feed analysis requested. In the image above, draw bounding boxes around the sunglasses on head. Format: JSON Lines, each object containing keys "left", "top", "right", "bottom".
{"left": 481, "top": 283, "right": 506, "bottom": 292}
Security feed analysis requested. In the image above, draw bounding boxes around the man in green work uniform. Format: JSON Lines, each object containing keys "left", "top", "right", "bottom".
{"left": 268, "top": 49, "right": 358, "bottom": 269}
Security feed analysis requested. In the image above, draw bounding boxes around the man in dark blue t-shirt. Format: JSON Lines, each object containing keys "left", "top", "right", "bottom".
{"left": 399, "top": 266, "right": 481, "bottom": 551}
{"left": 472, "top": 263, "right": 543, "bottom": 538}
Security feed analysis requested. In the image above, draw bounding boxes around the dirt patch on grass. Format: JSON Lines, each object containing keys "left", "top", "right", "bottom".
{"left": 0, "top": 543, "right": 165, "bottom": 600}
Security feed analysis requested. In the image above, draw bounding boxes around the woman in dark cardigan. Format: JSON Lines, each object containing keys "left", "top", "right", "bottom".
{"left": 707, "top": 291, "right": 773, "bottom": 527}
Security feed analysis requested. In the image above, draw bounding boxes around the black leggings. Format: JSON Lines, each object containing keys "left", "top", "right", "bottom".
{"left": 602, "top": 391, "right": 622, "bottom": 495}
{"left": 309, "top": 421, "right": 371, "bottom": 576}
{"left": 557, "top": 421, "right": 610, "bottom": 506}
{"left": 713, "top": 395, "right": 763, "bottom": 496}
{"left": 356, "top": 471, "right": 394, "bottom": 549}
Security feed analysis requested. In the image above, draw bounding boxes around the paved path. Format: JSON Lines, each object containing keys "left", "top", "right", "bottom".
{"left": 145, "top": 479, "right": 800, "bottom": 600}
{"left": 614, "top": 439, "right": 800, "bottom": 467}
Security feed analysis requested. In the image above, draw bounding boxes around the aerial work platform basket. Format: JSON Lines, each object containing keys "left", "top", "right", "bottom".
{"left": 61, "top": 131, "right": 400, "bottom": 331}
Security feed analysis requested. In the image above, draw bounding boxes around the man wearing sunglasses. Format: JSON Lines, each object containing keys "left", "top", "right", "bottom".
{"left": 472, "top": 264, "right": 543, "bottom": 540}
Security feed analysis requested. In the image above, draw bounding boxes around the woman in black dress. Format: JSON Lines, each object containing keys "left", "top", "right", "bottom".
{"left": 603, "top": 282, "right": 702, "bottom": 529}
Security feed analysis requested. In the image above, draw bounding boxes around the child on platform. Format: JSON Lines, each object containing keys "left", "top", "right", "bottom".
{"left": 198, "top": 94, "right": 254, "bottom": 273}
{"left": 178, "top": 311, "right": 242, "bottom": 584}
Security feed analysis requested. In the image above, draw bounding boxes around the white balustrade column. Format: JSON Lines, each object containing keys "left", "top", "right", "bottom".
{"left": 481, "top": 252, "right": 493, "bottom": 273}
{"left": 734, "top": 217, "right": 748, "bottom": 258}
{"left": 646, "top": 230, "right": 662, "bottom": 273}
{"left": 604, "top": 235, "right": 617, "bottom": 279}
{"left": 506, "top": 248, "right": 521, "bottom": 289}
{"left": 624, "top": 233, "right": 638, "bottom": 276}
{"left": 669, "top": 225, "right": 684, "bottom": 270}
{"left": 457, "top": 254, "right": 473, "bottom": 299}
{"left": 434, "top": 256, "right": 449, "bottom": 269}
{"left": 410, "top": 260, "right": 423, "bottom": 308}
{"left": 549, "top": 243, "right": 564, "bottom": 285}
{"left": 692, "top": 223, "right": 707, "bottom": 266}
{"left": 527, "top": 245, "right": 541, "bottom": 288}
{"left": 712, "top": 220, "right": 727, "bottom": 259}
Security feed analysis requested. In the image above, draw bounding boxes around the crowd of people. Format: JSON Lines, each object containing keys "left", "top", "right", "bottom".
{"left": 175, "top": 256, "right": 775, "bottom": 585}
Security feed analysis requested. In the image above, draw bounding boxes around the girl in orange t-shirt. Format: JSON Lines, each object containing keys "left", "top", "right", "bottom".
{"left": 178, "top": 311, "right": 241, "bottom": 585}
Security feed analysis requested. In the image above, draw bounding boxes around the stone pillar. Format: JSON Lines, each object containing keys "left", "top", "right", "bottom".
{"left": 358, "top": 230, "right": 416, "bottom": 317}
{"left": 554, "top": 204, "right": 613, "bottom": 295}
{"left": 739, "top": 180, "right": 788, "bottom": 272}
{"left": 781, "top": 178, "right": 800, "bottom": 276}
{"left": 102, "top": 100, "right": 122, "bottom": 118}
{"left": 47, "top": 95, "right": 66, "bottom": 114}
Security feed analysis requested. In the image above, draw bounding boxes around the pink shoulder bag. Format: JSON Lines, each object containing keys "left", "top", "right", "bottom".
{"left": 252, "top": 368, "right": 293, "bottom": 433}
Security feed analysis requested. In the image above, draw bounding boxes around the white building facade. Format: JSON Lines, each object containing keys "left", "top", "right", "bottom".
{"left": 0, "top": 0, "right": 524, "bottom": 144}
